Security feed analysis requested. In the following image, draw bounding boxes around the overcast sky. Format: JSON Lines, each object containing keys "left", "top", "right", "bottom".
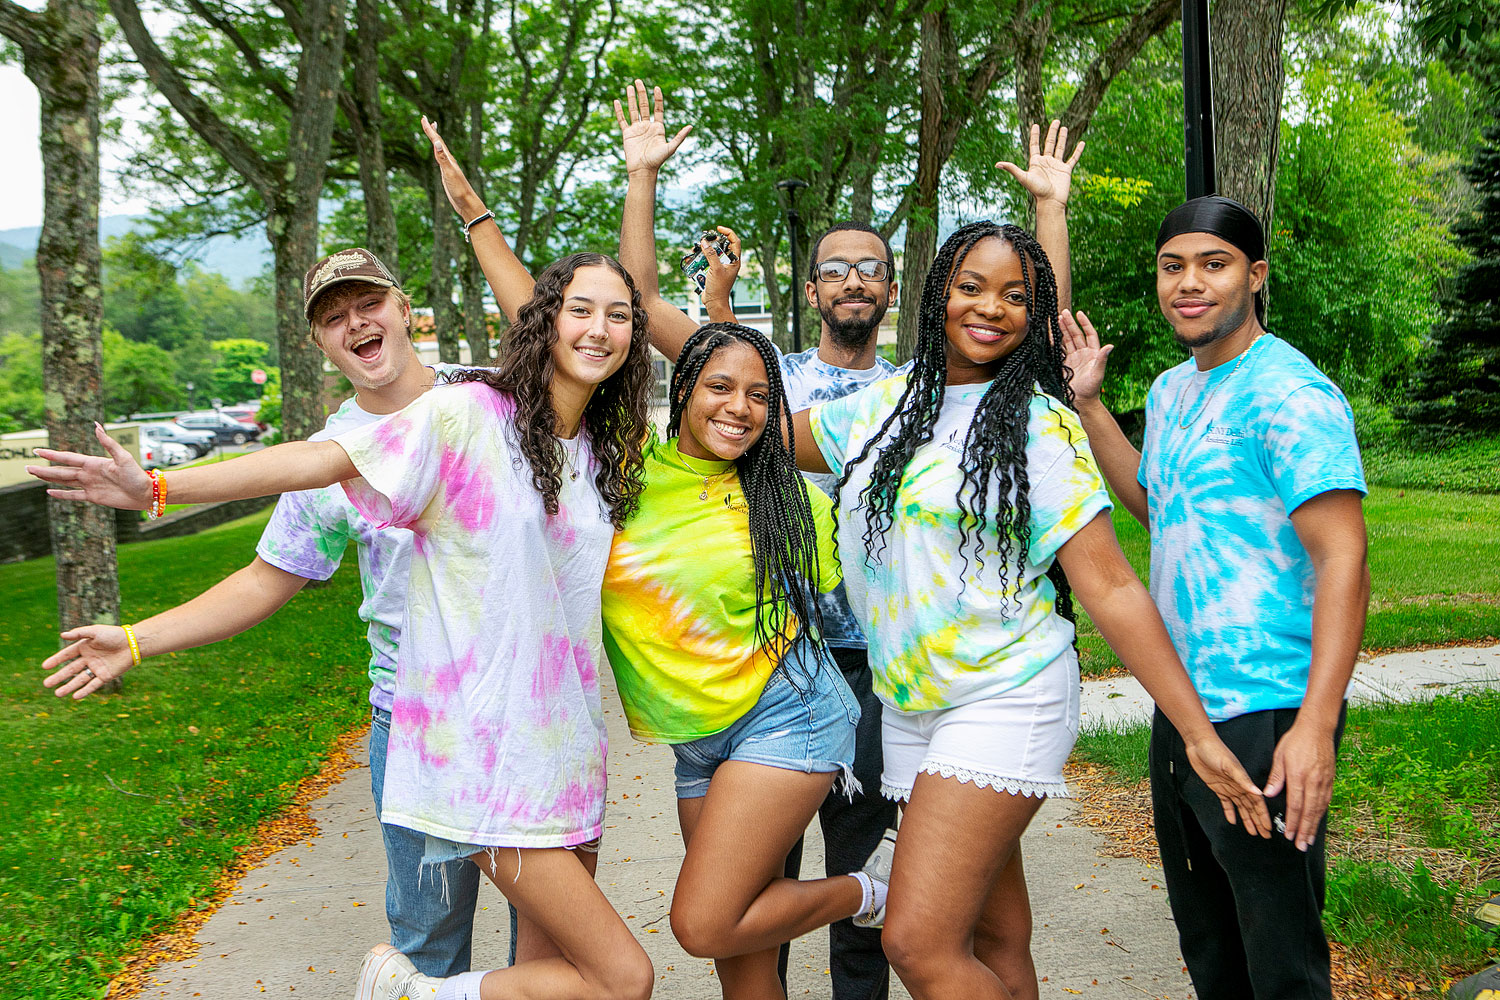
{"left": 0, "top": 64, "right": 150, "bottom": 233}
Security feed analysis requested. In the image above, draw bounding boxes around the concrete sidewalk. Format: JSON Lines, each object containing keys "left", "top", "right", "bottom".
{"left": 1080, "top": 642, "right": 1500, "bottom": 730}
{"left": 135, "top": 670, "right": 1204, "bottom": 999}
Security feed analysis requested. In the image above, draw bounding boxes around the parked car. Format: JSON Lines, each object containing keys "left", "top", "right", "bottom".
{"left": 140, "top": 436, "right": 193, "bottom": 470}
{"left": 175, "top": 411, "right": 262, "bottom": 446}
{"left": 137, "top": 422, "right": 215, "bottom": 458}
{"left": 220, "top": 405, "right": 269, "bottom": 431}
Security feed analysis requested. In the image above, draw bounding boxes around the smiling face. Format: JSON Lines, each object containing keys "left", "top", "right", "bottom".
{"left": 677, "top": 340, "right": 770, "bottom": 462}
{"left": 1156, "top": 233, "right": 1267, "bottom": 351}
{"left": 549, "top": 265, "right": 635, "bottom": 394}
{"left": 807, "top": 229, "right": 897, "bottom": 351}
{"left": 311, "top": 283, "right": 417, "bottom": 391}
{"left": 942, "top": 236, "right": 1031, "bottom": 384}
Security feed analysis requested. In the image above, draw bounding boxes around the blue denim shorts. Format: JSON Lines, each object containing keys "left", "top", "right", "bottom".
{"left": 670, "top": 640, "right": 860, "bottom": 799}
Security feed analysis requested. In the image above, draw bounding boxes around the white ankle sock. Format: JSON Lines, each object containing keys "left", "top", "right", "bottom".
{"left": 434, "top": 970, "right": 488, "bottom": 1000}
{"left": 850, "top": 871, "right": 873, "bottom": 919}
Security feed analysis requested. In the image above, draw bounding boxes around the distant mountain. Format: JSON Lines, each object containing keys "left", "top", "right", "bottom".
{"left": 0, "top": 241, "right": 26, "bottom": 270}
{"left": 0, "top": 216, "right": 272, "bottom": 288}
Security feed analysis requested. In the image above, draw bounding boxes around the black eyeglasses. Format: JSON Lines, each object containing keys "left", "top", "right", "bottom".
{"left": 816, "top": 259, "right": 891, "bottom": 282}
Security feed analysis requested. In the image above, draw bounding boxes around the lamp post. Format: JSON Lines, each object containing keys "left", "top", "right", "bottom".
{"left": 1182, "top": 0, "right": 1217, "bottom": 199}
{"left": 776, "top": 178, "right": 809, "bottom": 353}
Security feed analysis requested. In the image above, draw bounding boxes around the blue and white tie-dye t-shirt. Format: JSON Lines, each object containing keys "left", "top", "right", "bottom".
{"left": 255, "top": 364, "right": 467, "bottom": 711}
{"left": 812, "top": 376, "right": 1111, "bottom": 712}
{"left": 1138, "top": 334, "right": 1366, "bottom": 723}
{"left": 777, "top": 345, "right": 911, "bottom": 649}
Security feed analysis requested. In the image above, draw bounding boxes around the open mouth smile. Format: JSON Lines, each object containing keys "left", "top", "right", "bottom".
{"left": 710, "top": 419, "right": 749, "bottom": 440}
{"left": 350, "top": 332, "right": 384, "bottom": 362}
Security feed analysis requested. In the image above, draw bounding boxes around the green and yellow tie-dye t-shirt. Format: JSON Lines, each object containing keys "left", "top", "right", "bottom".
{"left": 602, "top": 434, "right": 842, "bottom": 744}
{"left": 811, "top": 376, "right": 1111, "bottom": 712}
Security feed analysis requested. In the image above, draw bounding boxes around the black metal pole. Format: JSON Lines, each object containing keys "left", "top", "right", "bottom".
{"left": 1182, "top": 0, "right": 1217, "bottom": 200}
{"left": 788, "top": 207, "right": 802, "bottom": 353}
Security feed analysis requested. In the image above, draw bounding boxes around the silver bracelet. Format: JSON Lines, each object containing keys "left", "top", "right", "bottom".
{"left": 461, "top": 210, "right": 494, "bottom": 243}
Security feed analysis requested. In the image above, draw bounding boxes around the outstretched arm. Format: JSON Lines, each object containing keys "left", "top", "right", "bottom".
{"left": 422, "top": 116, "right": 535, "bottom": 323}
{"left": 28, "top": 423, "right": 356, "bottom": 509}
{"left": 997, "top": 120, "right": 1083, "bottom": 311}
{"left": 615, "top": 80, "right": 699, "bottom": 362}
{"left": 42, "top": 557, "right": 309, "bottom": 699}
{"left": 1058, "top": 309, "right": 1148, "bottom": 526}
{"left": 1056, "top": 512, "right": 1271, "bottom": 838}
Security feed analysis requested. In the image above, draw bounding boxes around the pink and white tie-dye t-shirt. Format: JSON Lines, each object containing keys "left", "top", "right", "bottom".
{"left": 334, "top": 380, "right": 612, "bottom": 848}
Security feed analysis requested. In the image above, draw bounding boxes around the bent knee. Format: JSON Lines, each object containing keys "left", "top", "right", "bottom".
{"left": 597, "top": 951, "right": 654, "bottom": 1000}
{"left": 669, "top": 906, "right": 733, "bottom": 959}
{"left": 882, "top": 917, "right": 950, "bottom": 979}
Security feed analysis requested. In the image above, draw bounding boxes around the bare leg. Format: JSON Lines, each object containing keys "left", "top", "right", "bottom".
{"left": 880, "top": 772, "right": 1045, "bottom": 1000}
{"left": 465, "top": 846, "right": 653, "bottom": 1000}
{"left": 512, "top": 847, "right": 599, "bottom": 965}
{"left": 671, "top": 763, "right": 862, "bottom": 1000}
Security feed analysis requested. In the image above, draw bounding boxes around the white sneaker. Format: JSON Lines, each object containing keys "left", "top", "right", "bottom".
{"left": 852, "top": 827, "right": 898, "bottom": 928}
{"left": 354, "top": 944, "right": 442, "bottom": 1000}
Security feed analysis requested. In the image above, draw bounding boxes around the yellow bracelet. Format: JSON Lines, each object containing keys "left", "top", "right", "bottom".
{"left": 122, "top": 623, "right": 142, "bottom": 667}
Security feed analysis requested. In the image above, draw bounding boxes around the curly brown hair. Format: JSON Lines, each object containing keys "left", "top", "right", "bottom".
{"left": 452, "top": 253, "right": 651, "bottom": 528}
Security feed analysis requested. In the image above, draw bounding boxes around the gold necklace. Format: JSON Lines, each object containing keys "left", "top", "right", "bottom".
{"left": 679, "top": 453, "right": 734, "bottom": 501}
{"left": 1174, "top": 332, "right": 1265, "bottom": 429}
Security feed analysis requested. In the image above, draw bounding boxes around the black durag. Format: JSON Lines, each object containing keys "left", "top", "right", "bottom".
{"left": 1155, "top": 195, "right": 1267, "bottom": 323}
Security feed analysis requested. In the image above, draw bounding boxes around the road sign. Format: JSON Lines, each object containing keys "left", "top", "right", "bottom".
{"left": 251, "top": 369, "right": 268, "bottom": 385}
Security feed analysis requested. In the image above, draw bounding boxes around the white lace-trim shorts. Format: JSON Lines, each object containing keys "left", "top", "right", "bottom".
{"left": 879, "top": 648, "right": 1081, "bottom": 802}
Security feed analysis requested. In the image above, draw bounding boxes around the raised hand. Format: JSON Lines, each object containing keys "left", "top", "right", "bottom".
{"left": 614, "top": 79, "right": 692, "bottom": 175}
{"left": 1058, "top": 309, "right": 1114, "bottom": 403}
{"left": 700, "top": 226, "right": 743, "bottom": 306}
{"left": 1185, "top": 735, "right": 1272, "bottom": 838}
{"left": 422, "top": 115, "right": 486, "bottom": 221}
{"left": 997, "top": 120, "right": 1084, "bottom": 208}
{"left": 27, "top": 422, "right": 153, "bottom": 509}
{"left": 42, "top": 625, "right": 136, "bottom": 699}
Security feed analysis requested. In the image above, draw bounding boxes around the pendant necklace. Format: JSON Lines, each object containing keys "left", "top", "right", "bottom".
{"left": 561, "top": 439, "right": 581, "bottom": 480}
{"left": 679, "top": 454, "right": 733, "bottom": 501}
{"left": 1174, "top": 332, "right": 1265, "bottom": 429}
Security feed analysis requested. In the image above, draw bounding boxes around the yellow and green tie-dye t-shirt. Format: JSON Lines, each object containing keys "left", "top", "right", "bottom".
{"left": 810, "top": 376, "right": 1111, "bottom": 712}
{"left": 602, "top": 434, "right": 842, "bottom": 744}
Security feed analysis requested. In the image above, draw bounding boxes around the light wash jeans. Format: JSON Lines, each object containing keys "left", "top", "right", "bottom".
{"left": 371, "top": 707, "right": 518, "bottom": 974}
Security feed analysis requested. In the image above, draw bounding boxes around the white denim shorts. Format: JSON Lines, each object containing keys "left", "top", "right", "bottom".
{"left": 879, "top": 649, "right": 1081, "bottom": 802}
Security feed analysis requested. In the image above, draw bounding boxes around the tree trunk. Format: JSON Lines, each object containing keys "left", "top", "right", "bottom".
{"left": 1211, "top": 0, "right": 1287, "bottom": 248}
{"left": 429, "top": 172, "right": 463, "bottom": 364}
{"left": 350, "top": 0, "right": 400, "bottom": 277}
{"left": 461, "top": 254, "right": 491, "bottom": 366}
{"left": 896, "top": 7, "right": 949, "bottom": 362}
{"left": 269, "top": 203, "right": 328, "bottom": 441}
{"left": 1, "top": 0, "right": 123, "bottom": 662}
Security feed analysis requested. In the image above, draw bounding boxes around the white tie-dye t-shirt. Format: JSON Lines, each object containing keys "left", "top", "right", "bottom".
{"left": 255, "top": 365, "right": 467, "bottom": 712}
{"left": 811, "top": 376, "right": 1111, "bottom": 712}
{"left": 334, "top": 381, "right": 613, "bottom": 848}
{"left": 1138, "top": 334, "right": 1366, "bottom": 723}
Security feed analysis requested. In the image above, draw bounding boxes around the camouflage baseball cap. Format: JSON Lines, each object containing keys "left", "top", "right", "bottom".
{"left": 303, "top": 248, "right": 399, "bottom": 321}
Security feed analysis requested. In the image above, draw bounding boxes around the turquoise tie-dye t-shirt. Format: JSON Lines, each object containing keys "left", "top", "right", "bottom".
{"left": 255, "top": 366, "right": 468, "bottom": 712}
{"left": 335, "top": 381, "right": 614, "bottom": 848}
{"left": 1138, "top": 334, "right": 1367, "bottom": 723}
{"left": 811, "top": 376, "right": 1111, "bottom": 712}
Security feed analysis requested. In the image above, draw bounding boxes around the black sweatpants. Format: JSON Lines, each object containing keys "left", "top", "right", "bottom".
{"left": 779, "top": 645, "right": 898, "bottom": 1000}
{"left": 1149, "top": 704, "right": 1346, "bottom": 1000}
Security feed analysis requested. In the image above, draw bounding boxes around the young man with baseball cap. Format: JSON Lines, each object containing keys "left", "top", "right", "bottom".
{"left": 42, "top": 248, "right": 500, "bottom": 976}
{"left": 1058, "top": 196, "right": 1370, "bottom": 999}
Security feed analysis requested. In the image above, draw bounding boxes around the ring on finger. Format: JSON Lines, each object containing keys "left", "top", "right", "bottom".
{"left": 80, "top": 667, "right": 94, "bottom": 680}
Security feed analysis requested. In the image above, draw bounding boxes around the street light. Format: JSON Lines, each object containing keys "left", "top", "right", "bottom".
{"left": 776, "top": 178, "right": 809, "bottom": 353}
{"left": 1182, "top": 0, "right": 1217, "bottom": 199}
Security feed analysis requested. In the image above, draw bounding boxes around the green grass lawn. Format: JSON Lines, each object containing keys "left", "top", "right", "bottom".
{"left": 1075, "top": 485, "right": 1500, "bottom": 676}
{"left": 0, "top": 511, "right": 370, "bottom": 999}
{"left": 1074, "top": 690, "right": 1500, "bottom": 987}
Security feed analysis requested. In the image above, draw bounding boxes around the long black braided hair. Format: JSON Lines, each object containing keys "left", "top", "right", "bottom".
{"left": 667, "top": 322, "right": 826, "bottom": 663}
{"left": 834, "top": 221, "right": 1080, "bottom": 622}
